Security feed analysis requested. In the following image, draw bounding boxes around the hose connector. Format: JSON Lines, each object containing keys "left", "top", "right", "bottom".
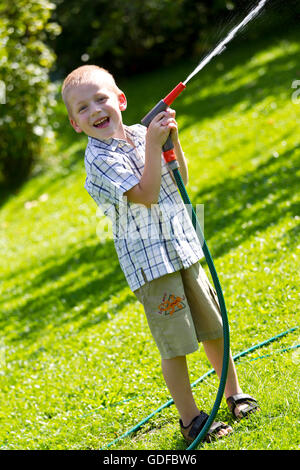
{"left": 141, "top": 82, "right": 186, "bottom": 164}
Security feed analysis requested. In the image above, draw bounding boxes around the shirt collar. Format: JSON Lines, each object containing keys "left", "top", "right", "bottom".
{"left": 88, "top": 125, "right": 141, "bottom": 152}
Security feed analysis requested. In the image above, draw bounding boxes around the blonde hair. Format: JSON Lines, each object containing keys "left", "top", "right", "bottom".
{"left": 61, "top": 65, "right": 121, "bottom": 117}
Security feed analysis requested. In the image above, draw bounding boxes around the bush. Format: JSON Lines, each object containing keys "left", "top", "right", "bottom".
{"left": 51, "top": 0, "right": 243, "bottom": 77}
{"left": 0, "top": 0, "right": 60, "bottom": 187}
{"left": 51, "top": 0, "right": 300, "bottom": 80}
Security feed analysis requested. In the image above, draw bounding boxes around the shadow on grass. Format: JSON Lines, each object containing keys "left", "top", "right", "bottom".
{"left": 2, "top": 143, "right": 298, "bottom": 345}
{"left": 194, "top": 143, "right": 300, "bottom": 259}
{"left": 1, "top": 29, "right": 297, "bottom": 210}
{"left": 1, "top": 236, "right": 137, "bottom": 345}
{"left": 46, "top": 28, "right": 299, "bottom": 167}
{"left": 1, "top": 29, "right": 298, "bottom": 348}
{"left": 176, "top": 48, "right": 299, "bottom": 134}
{"left": 123, "top": 28, "right": 299, "bottom": 128}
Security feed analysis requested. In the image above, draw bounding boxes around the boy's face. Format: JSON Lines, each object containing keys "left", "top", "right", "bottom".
{"left": 68, "top": 78, "right": 127, "bottom": 141}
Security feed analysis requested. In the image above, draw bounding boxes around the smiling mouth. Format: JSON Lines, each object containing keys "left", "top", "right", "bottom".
{"left": 93, "top": 117, "right": 110, "bottom": 128}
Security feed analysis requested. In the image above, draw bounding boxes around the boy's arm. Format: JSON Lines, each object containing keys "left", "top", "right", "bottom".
{"left": 124, "top": 139, "right": 162, "bottom": 208}
{"left": 125, "top": 110, "right": 176, "bottom": 208}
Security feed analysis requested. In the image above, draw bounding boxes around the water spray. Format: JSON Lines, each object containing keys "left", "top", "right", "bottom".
{"left": 141, "top": 0, "right": 268, "bottom": 449}
{"left": 183, "top": 0, "right": 268, "bottom": 85}
{"left": 142, "top": 0, "right": 268, "bottom": 163}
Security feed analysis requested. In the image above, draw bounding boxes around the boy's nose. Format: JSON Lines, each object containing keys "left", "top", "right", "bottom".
{"left": 90, "top": 102, "right": 102, "bottom": 115}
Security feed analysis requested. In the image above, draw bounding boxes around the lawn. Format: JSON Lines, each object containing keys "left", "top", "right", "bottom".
{"left": 0, "top": 28, "right": 299, "bottom": 450}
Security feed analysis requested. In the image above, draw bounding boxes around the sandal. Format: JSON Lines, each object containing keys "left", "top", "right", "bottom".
{"left": 180, "top": 410, "right": 232, "bottom": 444}
{"left": 226, "top": 393, "right": 259, "bottom": 420}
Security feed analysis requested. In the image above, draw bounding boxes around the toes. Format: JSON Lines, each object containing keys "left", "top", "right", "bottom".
{"left": 216, "top": 425, "right": 232, "bottom": 439}
{"left": 234, "top": 403, "right": 248, "bottom": 419}
{"left": 224, "top": 425, "right": 232, "bottom": 436}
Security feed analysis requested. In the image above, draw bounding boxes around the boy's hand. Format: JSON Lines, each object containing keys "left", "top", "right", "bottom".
{"left": 126, "top": 108, "right": 184, "bottom": 206}
{"left": 166, "top": 107, "right": 179, "bottom": 145}
{"left": 146, "top": 108, "right": 178, "bottom": 150}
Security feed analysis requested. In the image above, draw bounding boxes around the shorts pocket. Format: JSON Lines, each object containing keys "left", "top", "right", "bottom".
{"left": 147, "top": 308, "right": 199, "bottom": 359}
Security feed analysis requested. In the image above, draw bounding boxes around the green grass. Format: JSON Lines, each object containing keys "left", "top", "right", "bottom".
{"left": 0, "top": 29, "right": 299, "bottom": 450}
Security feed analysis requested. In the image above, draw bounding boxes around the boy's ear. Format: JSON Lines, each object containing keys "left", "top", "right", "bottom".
{"left": 118, "top": 92, "right": 127, "bottom": 111}
{"left": 69, "top": 117, "right": 82, "bottom": 133}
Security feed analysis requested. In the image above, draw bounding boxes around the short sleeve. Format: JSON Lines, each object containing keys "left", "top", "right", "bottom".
{"left": 86, "top": 151, "right": 139, "bottom": 208}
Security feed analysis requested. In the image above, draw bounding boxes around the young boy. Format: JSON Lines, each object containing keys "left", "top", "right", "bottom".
{"left": 62, "top": 65, "right": 259, "bottom": 444}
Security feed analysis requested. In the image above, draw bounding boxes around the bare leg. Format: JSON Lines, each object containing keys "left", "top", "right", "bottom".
{"left": 161, "top": 355, "right": 200, "bottom": 427}
{"left": 161, "top": 355, "right": 231, "bottom": 436}
{"left": 202, "top": 337, "right": 248, "bottom": 417}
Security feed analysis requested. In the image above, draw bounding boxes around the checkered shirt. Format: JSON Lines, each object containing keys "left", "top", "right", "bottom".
{"left": 84, "top": 124, "right": 203, "bottom": 292}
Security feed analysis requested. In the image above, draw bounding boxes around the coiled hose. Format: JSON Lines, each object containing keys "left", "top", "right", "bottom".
{"left": 141, "top": 85, "right": 230, "bottom": 448}
{"left": 102, "top": 326, "right": 298, "bottom": 450}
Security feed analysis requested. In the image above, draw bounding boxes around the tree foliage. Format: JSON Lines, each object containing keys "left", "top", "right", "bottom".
{"left": 0, "top": 0, "right": 60, "bottom": 187}
{"left": 51, "top": 0, "right": 300, "bottom": 78}
{"left": 51, "top": 0, "right": 247, "bottom": 77}
{"left": 0, "top": 0, "right": 298, "bottom": 188}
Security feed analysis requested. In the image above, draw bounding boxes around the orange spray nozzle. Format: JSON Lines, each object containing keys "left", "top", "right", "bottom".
{"left": 141, "top": 82, "right": 186, "bottom": 165}
{"left": 163, "top": 82, "right": 186, "bottom": 106}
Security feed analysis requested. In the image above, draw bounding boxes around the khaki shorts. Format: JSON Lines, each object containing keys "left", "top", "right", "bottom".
{"left": 134, "top": 262, "right": 223, "bottom": 359}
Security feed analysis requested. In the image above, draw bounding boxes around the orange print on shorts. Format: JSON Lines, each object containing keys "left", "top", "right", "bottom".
{"left": 158, "top": 293, "right": 186, "bottom": 316}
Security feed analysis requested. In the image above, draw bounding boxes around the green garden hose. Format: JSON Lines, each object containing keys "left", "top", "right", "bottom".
{"left": 170, "top": 165, "right": 230, "bottom": 449}
{"left": 141, "top": 83, "right": 231, "bottom": 448}
{"left": 137, "top": 0, "right": 271, "bottom": 447}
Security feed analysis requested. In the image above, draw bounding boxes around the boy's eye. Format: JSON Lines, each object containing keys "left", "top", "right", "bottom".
{"left": 78, "top": 105, "right": 87, "bottom": 112}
